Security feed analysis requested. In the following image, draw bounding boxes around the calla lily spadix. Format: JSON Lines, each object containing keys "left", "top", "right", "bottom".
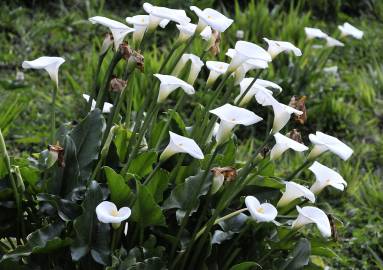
{"left": 234, "top": 79, "right": 272, "bottom": 107}
{"left": 227, "top": 41, "right": 272, "bottom": 73}
{"left": 291, "top": 206, "right": 331, "bottom": 238}
{"left": 325, "top": 36, "right": 344, "bottom": 47}
{"left": 270, "top": 132, "right": 308, "bottom": 160}
{"left": 96, "top": 201, "right": 131, "bottom": 229}
{"left": 255, "top": 90, "right": 302, "bottom": 134}
{"left": 307, "top": 131, "right": 353, "bottom": 161}
{"left": 126, "top": 15, "right": 151, "bottom": 46}
{"left": 190, "top": 6, "right": 233, "bottom": 33}
{"left": 172, "top": 54, "right": 204, "bottom": 85}
{"left": 338, "top": 22, "right": 363, "bottom": 39}
{"left": 159, "top": 131, "right": 204, "bottom": 161}
{"left": 82, "top": 94, "right": 113, "bottom": 113}
{"left": 277, "top": 182, "right": 315, "bottom": 208}
{"left": 22, "top": 56, "right": 65, "bottom": 88}
{"left": 206, "top": 61, "right": 229, "bottom": 87}
{"left": 245, "top": 196, "right": 278, "bottom": 222}
{"left": 153, "top": 74, "right": 195, "bottom": 103}
{"left": 309, "top": 161, "right": 347, "bottom": 194}
{"left": 263, "top": 38, "right": 302, "bottom": 59}
{"left": 304, "top": 27, "right": 328, "bottom": 40}
{"left": 89, "top": 16, "right": 135, "bottom": 50}
{"left": 210, "top": 104, "right": 262, "bottom": 145}
{"left": 143, "top": 3, "right": 190, "bottom": 32}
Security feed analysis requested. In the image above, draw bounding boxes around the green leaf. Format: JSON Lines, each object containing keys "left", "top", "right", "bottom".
{"left": 71, "top": 180, "right": 111, "bottom": 265}
{"left": 132, "top": 182, "right": 166, "bottom": 228}
{"left": 163, "top": 171, "right": 212, "bottom": 223}
{"left": 128, "top": 151, "right": 157, "bottom": 178}
{"left": 114, "top": 125, "right": 132, "bottom": 162}
{"left": 281, "top": 238, "right": 311, "bottom": 270}
{"left": 229, "top": 261, "right": 261, "bottom": 270}
{"left": 146, "top": 168, "right": 169, "bottom": 203}
{"left": 105, "top": 166, "right": 133, "bottom": 207}
{"left": 169, "top": 109, "right": 186, "bottom": 135}
{"left": 37, "top": 193, "right": 82, "bottom": 221}
{"left": 247, "top": 175, "right": 284, "bottom": 189}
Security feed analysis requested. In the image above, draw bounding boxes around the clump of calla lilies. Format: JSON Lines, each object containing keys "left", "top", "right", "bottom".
{"left": 0, "top": 2, "right": 364, "bottom": 269}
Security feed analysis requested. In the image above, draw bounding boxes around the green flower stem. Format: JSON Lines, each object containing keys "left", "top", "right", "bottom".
{"left": 194, "top": 208, "right": 248, "bottom": 240}
{"left": 111, "top": 228, "right": 118, "bottom": 251}
{"left": 158, "top": 42, "right": 181, "bottom": 74}
{"left": 284, "top": 158, "right": 312, "bottom": 181}
{"left": 234, "top": 70, "right": 263, "bottom": 106}
{"left": 86, "top": 53, "right": 107, "bottom": 112}
{"left": 165, "top": 35, "right": 196, "bottom": 74}
{"left": 91, "top": 126, "right": 116, "bottom": 180}
{"left": 143, "top": 160, "right": 164, "bottom": 185}
{"left": 50, "top": 85, "right": 58, "bottom": 144}
{"left": 95, "top": 52, "right": 122, "bottom": 109}
{"left": 124, "top": 80, "right": 134, "bottom": 128}
{"left": 222, "top": 248, "right": 241, "bottom": 270}
{"left": 0, "top": 129, "right": 23, "bottom": 243}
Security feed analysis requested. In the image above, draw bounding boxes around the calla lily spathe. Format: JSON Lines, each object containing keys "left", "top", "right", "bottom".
{"left": 210, "top": 104, "right": 263, "bottom": 145}
{"left": 304, "top": 27, "right": 328, "bottom": 40}
{"left": 206, "top": 61, "right": 229, "bottom": 87}
{"left": 22, "top": 56, "right": 65, "bottom": 88}
{"left": 173, "top": 54, "right": 204, "bottom": 85}
{"left": 308, "top": 131, "right": 353, "bottom": 160}
{"left": 154, "top": 74, "right": 195, "bottom": 103}
{"left": 309, "top": 161, "right": 347, "bottom": 194}
{"left": 255, "top": 79, "right": 282, "bottom": 93}
{"left": 227, "top": 41, "right": 272, "bottom": 73}
{"left": 255, "top": 91, "right": 302, "bottom": 134}
{"left": 338, "top": 22, "right": 363, "bottom": 39}
{"left": 89, "top": 16, "right": 134, "bottom": 50}
{"left": 292, "top": 206, "right": 331, "bottom": 238}
{"left": 82, "top": 94, "right": 113, "bottom": 113}
{"left": 234, "top": 79, "right": 273, "bottom": 107}
{"left": 176, "top": 23, "right": 197, "bottom": 42}
{"left": 277, "top": 182, "right": 315, "bottom": 207}
{"left": 245, "top": 196, "right": 278, "bottom": 222}
{"left": 96, "top": 201, "right": 131, "bottom": 229}
{"left": 190, "top": 6, "right": 233, "bottom": 33}
{"left": 270, "top": 133, "right": 308, "bottom": 160}
{"left": 326, "top": 36, "right": 344, "bottom": 47}
{"left": 159, "top": 131, "right": 204, "bottom": 161}
{"left": 126, "top": 15, "right": 150, "bottom": 45}
{"left": 263, "top": 38, "right": 302, "bottom": 59}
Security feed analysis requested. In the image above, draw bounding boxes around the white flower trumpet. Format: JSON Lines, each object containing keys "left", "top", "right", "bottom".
{"left": 96, "top": 201, "right": 131, "bottom": 229}
{"left": 126, "top": 15, "right": 150, "bottom": 46}
{"left": 82, "top": 94, "right": 113, "bottom": 113}
{"left": 154, "top": 74, "right": 195, "bottom": 103}
{"left": 245, "top": 196, "right": 278, "bottom": 222}
{"left": 338, "top": 22, "right": 363, "bottom": 39}
{"left": 255, "top": 79, "right": 282, "bottom": 93}
{"left": 176, "top": 23, "right": 197, "bottom": 42}
{"left": 277, "top": 182, "right": 315, "bottom": 208}
{"left": 307, "top": 131, "right": 353, "bottom": 160}
{"left": 270, "top": 133, "right": 308, "bottom": 160}
{"left": 304, "top": 27, "right": 328, "bottom": 40}
{"left": 309, "top": 161, "right": 347, "bottom": 194}
{"left": 172, "top": 54, "right": 204, "bottom": 85}
{"left": 235, "top": 81, "right": 272, "bottom": 107}
{"left": 325, "top": 36, "right": 344, "bottom": 47}
{"left": 190, "top": 6, "right": 233, "bottom": 33}
{"left": 89, "top": 16, "right": 134, "bottom": 50}
{"left": 159, "top": 131, "right": 204, "bottom": 161}
{"left": 291, "top": 206, "right": 331, "bottom": 238}
{"left": 210, "top": 104, "right": 263, "bottom": 145}
{"left": 206, "top": 61, "right": 229, "bottom": 87}
{"left": 263, "top": 38, "right": 302, "bottom": 59}
{"left": 22, "top": 56, "right": 65, "bottom": 88}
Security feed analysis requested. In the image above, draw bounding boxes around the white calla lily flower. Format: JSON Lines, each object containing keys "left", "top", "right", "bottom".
{"left": 22, "top": 56, "right": 65, "bottom": 88}
{"left": 176, "top": 23, "right": 197, "bottom": 42}
{"left": 235, "top": 78, "right": 273, "bottom": 107}
{"left": 309, "top": 161, "right": 347, "bottom": 194}
{"left": 270, "top": 133, "right": 308, "bottom": 160}
{"left": 160, "top": 131, "right": 204, "bottom": 161}
{"left": 304, "top": 27, "right": 328, "bottom": 40}
{"left": 277, "top": 182, "right": 315, "bottom": 207}
{"left": 292, "top": 206, "right": 331, "bottom": 238}
{"left": 96, "top": 201, "right": 131, "bottom": 229}
{"left": 172, "top": 54, "right": 204, "bottom": 85}
{"left": 255, "top": 79, "right": 282, "bottom": 93}
{"left": 210, "top": 104, "right": 262, "bottom": 145}
{"left": 82, "top": 94, "right": 113, "bottom": 113}
{"left": 143, "top": 3, "right": 190, "bottom": 32}
{"left": 89, "top": 16, "right": 134, "bottom": 50}
{"left": 325, "top": 36, "right": 344, "bottom": 47}
{"left": 227, "top": 41, "right": 272, "bottom": 73}
{"left": 245, "top": 196, "right": 278, "bottom": 222}
{"left": 338, "top": 22, "right": 363, "bottom": 39}
{"left": 190, "top": 6, "right": 233, "bottom": 33}
{"left": 255, "top": 91, "right": 302, "bottom": 134}
{"left": 263, "top": 38, "right": 302, "bottom": 59}
{"left": 206, "top": 61, "right": 229, "bottom": 87}
{"left": 154, "top": 74, "right": 195, "bottom": 103}
{"left": 125, "top": 15, "right": 150, "bottom": 45}
{"left": 308, "top": 131, "right": 353, "bottom": 160}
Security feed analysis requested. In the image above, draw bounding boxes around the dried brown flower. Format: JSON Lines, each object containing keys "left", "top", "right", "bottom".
{"left": 289, "top": 95, "right": 307, "bottom": 124}
{"left": 48, "top": 144, "right": 65, "bottom": 168}
{"left": 211, "top": 166, "right": 237, "bottom": 182}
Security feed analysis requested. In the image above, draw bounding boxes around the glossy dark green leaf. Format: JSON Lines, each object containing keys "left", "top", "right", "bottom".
{"left": 37, "top": 193, "right": 82, "bottom": 221}
{"left": 128, "top": 151, "right": 157, "bottom": 178}
{"left": 281, "top": 238, "right": 311, "bottom": 270}
{"left": 229, "top": 261, "right": 261, "bottom": 270}
{"left": 163, "top": 171, "right": 212, "bottom": 223}
{"left": 146, "top": 168, "right": 169, "bottom": 203}
{"left": 246, "top": 175, "right": 284, "bottom": 189}
{"left": 132, "top": 182, "right": 166, "bottom": 228}
{"left": 105, "top": 166, "right": 133, "bottom": 207}
{"left": 168, "top": 109, "right": 186, "bottom": 135}
{"left": 114, "top": 125, "right": 132, "bottom": 162}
